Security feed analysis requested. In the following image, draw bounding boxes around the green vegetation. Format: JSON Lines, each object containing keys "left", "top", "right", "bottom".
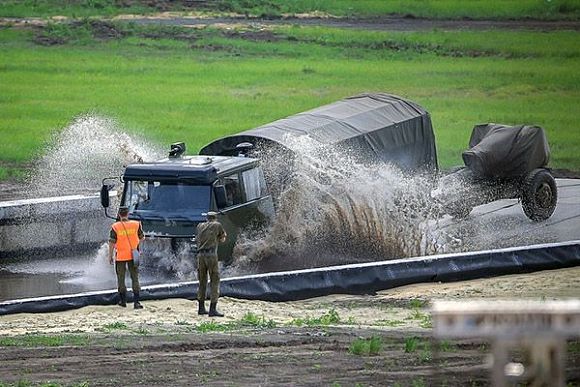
{"left": 220, "top": 0, "right": 580, "bottom": 19}
{"left": 404, "top": 300, "right": 433, "bottom": 328}
{"left": 403, "top": 336, "right": 433, "bottom": 363}
{"left": 240, "top": 311, "right": 277, "bottom": 328}
{"left": 404, "top": 336, "right": 419, "bottom": 353}
{"left": 439, "top": 340, "right": 455, "bottom": 352}
{"left": 411, "top": 378, "right": 427, "bottom": 387}
{"left": 1, "top": 0, "right": 579, "bottom": 20}
{"left": 408, "top": 299, "right": 425, "bottom": 309}
{"left": 0, "top": 334, "right": 90, "bottom": 347}
{"left": 376, "top": 319, "right": 405, "bottom": 327}
{"left": 289, "top": 308, "right": 341, "bottom": 326}
{"left": 100, "top": 321, "right": 128, "bottom": 330}
{"left": 0, "top": 21, "right": 579, "bottom": 180}
{"left": 195, "top": 311, "right": 276, "bottom": 332}
{"left": 195, "top": 320, "right": 232, "bottom": 333}
{"left": 133, "top": 326, "right": 149, "bottom": 335}
{"left": 0, "top": 0, "right": 154, "bottom": 18}
{"left": 348, "top": 336, "right": 382, "bottom": 356}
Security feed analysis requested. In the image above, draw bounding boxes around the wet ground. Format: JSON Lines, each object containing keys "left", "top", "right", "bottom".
{"left": 121, "top": 14, "right": 580, "bottom": 32}
{"left": 0, "top": 178, "right": 578, "bottom": 302}
{"left": 436, "top": 178, "right": 580, "bottom": 251}
{"left": 0, "top": 251, "right": 182, "bottom": 302}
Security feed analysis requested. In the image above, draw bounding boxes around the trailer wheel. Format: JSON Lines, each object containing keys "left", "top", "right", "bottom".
{"left": 521, "top": 169, "right": 557, "bottom": 222}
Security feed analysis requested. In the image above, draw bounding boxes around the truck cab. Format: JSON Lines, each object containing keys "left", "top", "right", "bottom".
{"left": 102, "top": 143, "right": 275, "bottom": 264}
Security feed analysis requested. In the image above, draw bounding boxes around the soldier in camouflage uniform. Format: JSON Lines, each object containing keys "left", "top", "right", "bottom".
{"left": 196, "top": 211, "right": 227, "bottom": 317}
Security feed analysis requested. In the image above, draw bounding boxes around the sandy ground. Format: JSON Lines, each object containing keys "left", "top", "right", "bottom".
{"left": 1, "top": 267, "right": 579, "bottom": 386}
{"left": 2, "top": 266, "right": 579, "bottom": 336}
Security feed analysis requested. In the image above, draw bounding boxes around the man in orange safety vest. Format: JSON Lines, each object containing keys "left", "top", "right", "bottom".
{"left": 108, "top": 206, "right": 144, "bottom": 309}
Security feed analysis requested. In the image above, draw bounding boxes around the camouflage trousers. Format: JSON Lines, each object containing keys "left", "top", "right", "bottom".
{"left": 115, "top": 260, "right": 140, "bottom": 294}
{"left": 197, "top": 254, "right": 220, "bottom": 303}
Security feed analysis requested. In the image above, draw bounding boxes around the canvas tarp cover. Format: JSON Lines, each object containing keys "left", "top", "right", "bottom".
{"left": 200, "top": 93, "right": 438, "bottom": 172}
{"left": 462, "top": 123, "right": 550, "bottom": 178}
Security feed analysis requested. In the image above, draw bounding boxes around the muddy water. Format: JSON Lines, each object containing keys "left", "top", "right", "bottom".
{"left": 0, "top": 244, "right": 185, "bottom": 302}
{"left": 0, "top": 255, "right": 112, "bottom": 302}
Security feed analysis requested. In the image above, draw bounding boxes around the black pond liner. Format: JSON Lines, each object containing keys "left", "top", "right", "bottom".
{"left": 1, "top": 240, "right": 579, "bottom": 315}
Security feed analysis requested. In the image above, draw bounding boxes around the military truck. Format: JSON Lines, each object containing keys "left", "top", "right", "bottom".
{"left": 101, "top": 143, "right": 275, "bottom": 263}
{"left": 101, "top": 93, "right": 438, "bottom": 263}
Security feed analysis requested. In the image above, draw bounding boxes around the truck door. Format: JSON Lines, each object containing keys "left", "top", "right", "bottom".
{"left": 216, "top": 167, "right": 274, "bottom": 263}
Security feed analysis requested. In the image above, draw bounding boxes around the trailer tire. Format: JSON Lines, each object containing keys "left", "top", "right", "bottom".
{"left": 521, "top": 169, "right": 557, "bottom": 222}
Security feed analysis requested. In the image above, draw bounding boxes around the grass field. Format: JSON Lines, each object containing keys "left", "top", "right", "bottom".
{"left": 1, "top": 0, "right": 579, "bottom": 20}
{"left": 0, "top": 21, "right": 579, "bottom": 179}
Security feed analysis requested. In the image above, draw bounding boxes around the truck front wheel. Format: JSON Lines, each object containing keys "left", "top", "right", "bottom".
{"left": 521, "top": 169, "right": 558, "bottom": 222}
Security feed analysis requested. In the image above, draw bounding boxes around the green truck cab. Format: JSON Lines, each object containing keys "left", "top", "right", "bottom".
{"left": 101, "top": 143, "right": 275, "bottom": 264}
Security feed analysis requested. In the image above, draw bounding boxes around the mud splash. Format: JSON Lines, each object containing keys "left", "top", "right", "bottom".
{"left": 27, "top": 115, "right": 162, "bottom": 198}
{"left": 229, "top": 137, "right": 450, "bottom": 274}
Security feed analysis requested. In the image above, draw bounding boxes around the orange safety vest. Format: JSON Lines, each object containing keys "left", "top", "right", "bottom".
{"left": 112, "top": 220, "right": 141, "bottom": 261}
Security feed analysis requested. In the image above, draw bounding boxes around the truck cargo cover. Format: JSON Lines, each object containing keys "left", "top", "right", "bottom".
{"left": 462, "top": 123, "right": 550, "bottom": 177}
{"left": 200, "top": 93, "right": 438, "bottom": 172}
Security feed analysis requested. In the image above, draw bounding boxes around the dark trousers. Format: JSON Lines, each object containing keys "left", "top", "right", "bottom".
{"left": 115, "top": 260, "right": 140, "bottom": 294}
{"left": 197, "top": 254, "right": 220, "bottom": 303}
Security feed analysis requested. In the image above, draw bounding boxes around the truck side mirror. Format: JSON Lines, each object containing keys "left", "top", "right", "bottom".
{"left": 100, "top": 184, "right": 111, "bottom": 208}
{"left": 215, "top": 185, "right": 227, "bottom": 209}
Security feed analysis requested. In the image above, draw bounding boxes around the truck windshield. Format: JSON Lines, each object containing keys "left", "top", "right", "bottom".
{"left": 125, "top": 181, "right": 211, "bottom": 215}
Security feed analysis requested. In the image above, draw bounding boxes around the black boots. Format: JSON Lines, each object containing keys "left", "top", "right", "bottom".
{"left": 209, "top": 302, "right": 224, "bottom": 317}
{"left": 117, "top": 291, "right": 143, "bottom": 309}
{"left": 133, "top": 292, "right": 143, "bottom": 310}
{"left": 117, "top": 292, "right": 127, "bottom": 307}
{"left": 198, "top": 300, "right": 208, "bottom": 315}
{"left": 199, "top": 301, "right": 222, "bottom": 317}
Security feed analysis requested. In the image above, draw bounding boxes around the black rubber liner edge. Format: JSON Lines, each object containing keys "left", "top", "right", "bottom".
{"left": 1, "top": 240, "right": 578, "bottom": 315}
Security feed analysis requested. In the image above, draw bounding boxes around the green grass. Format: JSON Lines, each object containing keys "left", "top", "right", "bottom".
{"left": 0, "top": 0, "right": 154, "bottom": 18}
{"left": 289, "top": 309, "right": 341, "bottom": 326}
{"left": 100, "top": 321, "right": 128, "bottom": 330}
{"left": 403, "top": 336, "right": 434, "bottom": 363}
{"left": 1, "top": 0, "right": 579, "bottom": 19}
{"left": 239, "top": 311, "right": 277, "bottom": 328}
{"left": 376, "top": 319, "right": 405, "bottom": 327}
{"left": 404, "top": 336, "right": 420, "bottom": 353}
{"left": 195, "top": 320, "right": 232, "bottom": 333}
{"left": 0, "top": 334, "right": 91, "bottom": 347}
{"left": 0, "top": 23, "right": 579, "bottom": 180}
{"left": 218, "top": 0, "right": 580, "bottom": 20}
{"left": 194, "top": 312, "right": 276, "bottom": 332}
{"left": 348, "top": 336, "right": 382, "bottom": 356}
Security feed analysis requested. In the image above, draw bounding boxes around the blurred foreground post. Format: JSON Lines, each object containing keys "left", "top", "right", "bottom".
{"left": 432, "top": 300, "right": 580, "bottom": 387}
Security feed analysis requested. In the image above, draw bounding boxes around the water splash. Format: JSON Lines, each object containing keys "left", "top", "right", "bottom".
{"left": 229, "top": 136, "right": 451, "bottom": 274}
{"left": 27, "top": 115, "right": 163, "bottom": 197}
{"left": 60, "top": 243, "right": 117, "bottom": 287}
{"left": 141, "top": 238, "right": 197, "bottom": 281}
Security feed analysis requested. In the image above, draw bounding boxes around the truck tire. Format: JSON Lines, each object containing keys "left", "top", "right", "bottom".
{"left": 521, "top": 169, "right": 557, "bottom": 222}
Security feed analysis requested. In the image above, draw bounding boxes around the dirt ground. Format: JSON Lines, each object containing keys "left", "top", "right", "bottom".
{"left": 2, "top": 13, "right": 580, "bottom": 32}
{"left": 1, "top": 267, "right": 579, "bottom": 386}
